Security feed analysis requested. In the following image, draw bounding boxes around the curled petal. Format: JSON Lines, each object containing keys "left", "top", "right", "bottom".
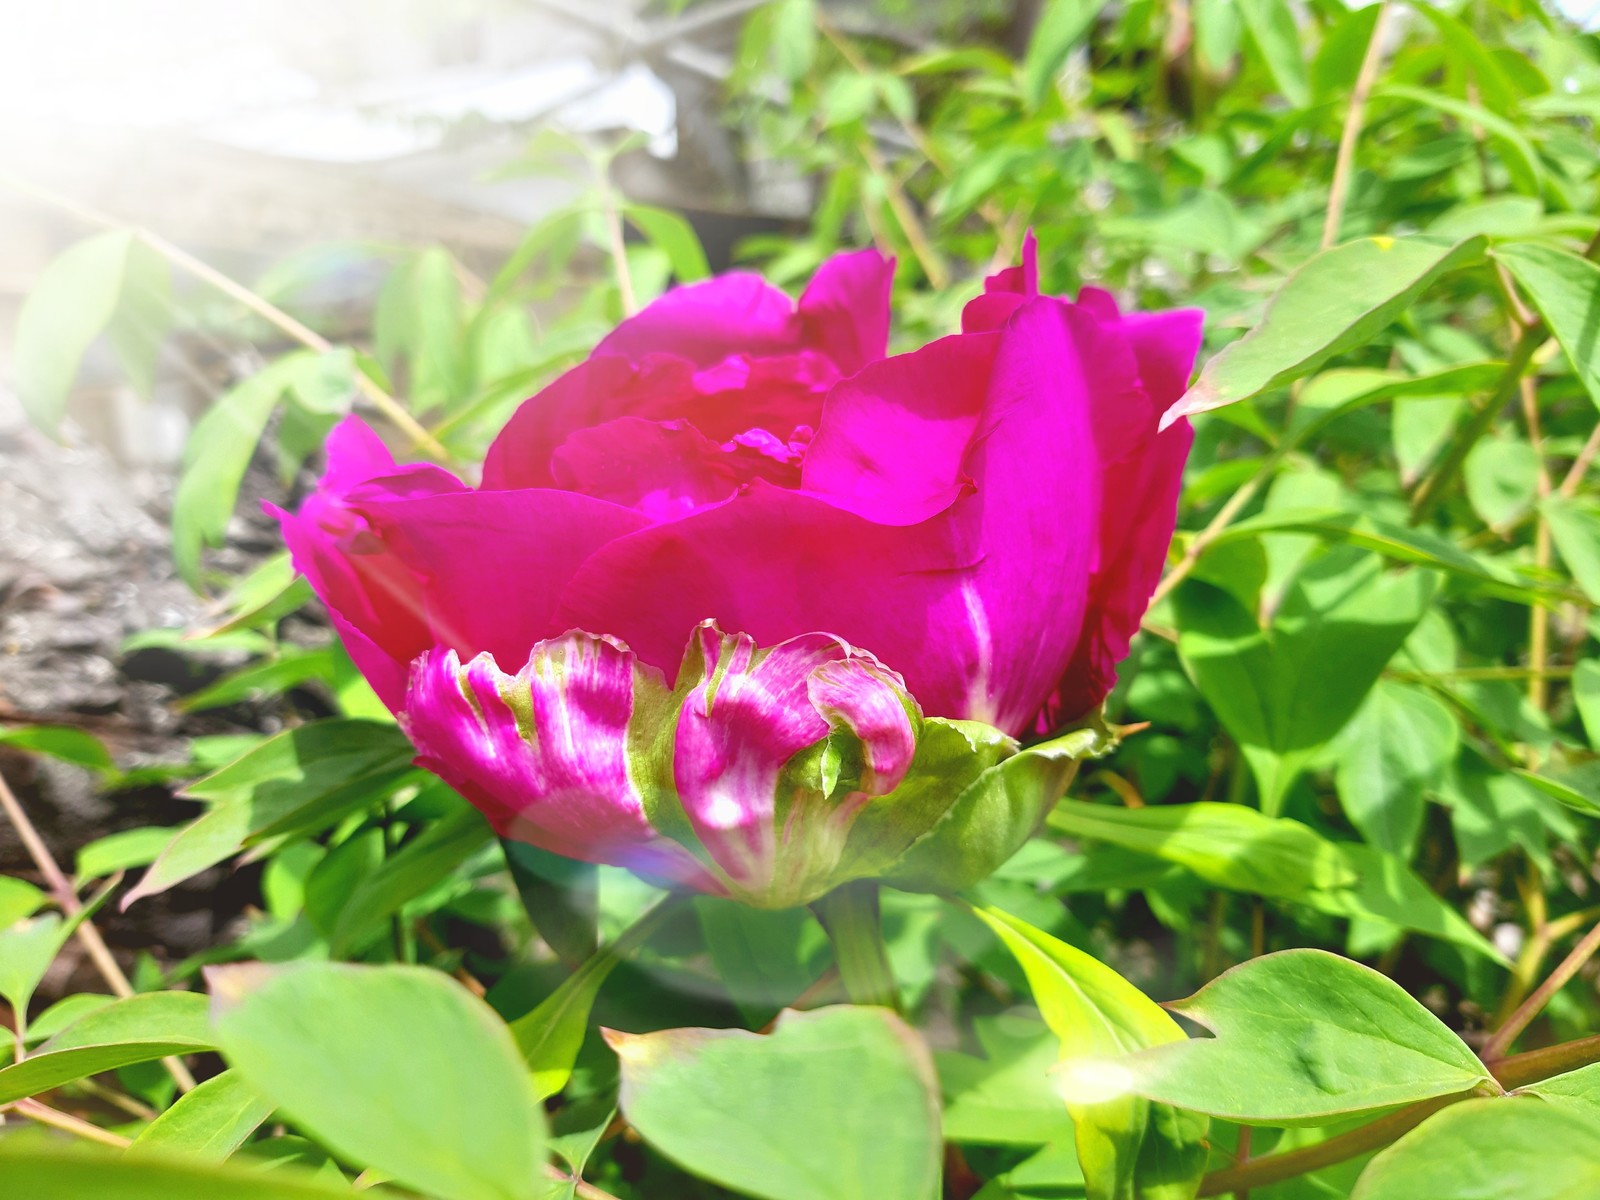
{"left": 401, "top": 637, "right": 710, "bottom": 887}
{"left": 671, "top": 623, "right": 918, "bottom": 900}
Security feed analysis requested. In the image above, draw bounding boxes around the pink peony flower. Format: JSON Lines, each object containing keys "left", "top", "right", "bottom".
{"left": 273, "top": 241, "right": 1199, "bottom": 900}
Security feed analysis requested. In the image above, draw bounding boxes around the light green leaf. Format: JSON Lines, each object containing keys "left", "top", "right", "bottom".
{"left": 129, "top": 1069, "right": 276, "bottom": 1162}
{"left": 1575, "top": 660, "right": 1600, "bottom": 750}
{"left": 509, "top": 898, "right": 680, "bottom": 1100}
{"left": 1021, "top": 0, "right": 1110, "bottom": 109}
{"left": 937, "top": 1014, "right": 1071, "bottom": 1146}
{"left": 1351, "top": 1097, "right": 1600, "bottom": 1199}
{"left": 1464, "top": 437, "right": 1541, "bottom": 529}
{"left": 974, "top": 906, "right": 1209, "bottom": 1200}
{"left": 0, "top": 874, "right": 45, "bottom": 928}
{"left": 1333, "top": 681, "right": 1459, "bottom": 858}
{"left": 124, "top": 720, "right": 416, "bottom": 907}
{"left": 1165, "top": 237, "right": 1487, "bottom": 426}
{"left": 1543, "top": 495, "right": 1600, "bottom": 605}
{"left": 212, "top": 962, "right": 546, "bottom": 1200}
{"left": 1047, "top": 800, "right": 1354, "bottom": 898}
{"left": 609, "top": 1005, "right": 942, "bottom": 1200}
{"left": 0, "top": 913, "right": 68, "bottom": 1015}
{"left": 1495, "top": 243, "right": 1600, "bottom": 410}
{"left": 1519, "top": 1061, "right": 1600, "bottom": 1118}
{"left": 327, "top": 805, "right": 491, "bottom": 956}
{"left": 172, "top": 358, "right": 301, "bottom": 590}
{"left": 0, "top": 991, "right": 213, "bottom": 1105}
{"left": 0, "top": 724, "right": 115, "bottom": 774}
{"left": 77, "top": 827, "right": 177, "bottom": 882}
{"left": 623, "top": 204, "right": 711, "bottom": 283}
{"left": 14, "top": 231, "right": 139, "bottom": 433}
{"left": 1073, "top": 950, "right": 1496, "bottom": 1124}
{"left": 1237, "top": 0, "right": 1310, "bottom": 107}
{"left": 0, "top": 1144, "right": 356, "bottom": 1199}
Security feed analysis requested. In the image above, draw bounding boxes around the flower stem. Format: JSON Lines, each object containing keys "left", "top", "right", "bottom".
{"left": 814, "top": 881, "right": 898, "bottom": 1010}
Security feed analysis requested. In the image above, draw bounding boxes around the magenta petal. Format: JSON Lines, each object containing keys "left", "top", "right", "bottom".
{"left": 795, "top": 248, "right": 895, "bottom": 374}
{"left": 270, "top": 416, "right": 467, "bottom": 711}
{"left": 402, "top": 639, "right": 710, "bottom": 886}
{"left": 671, "top": 624, "right": 915, "bottom": 892}
{"left": 801, "top": 331, "right": 998, "bottom": 525}
{"left": 594, "top": 274, "right": 800, "bottom": 367}
{"left": 351, "top": 488, "right": 650, "bottom": 669}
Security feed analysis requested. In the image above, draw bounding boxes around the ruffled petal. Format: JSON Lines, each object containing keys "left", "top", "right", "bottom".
{"left": 402, "top": 637, "right": 711, "bottom": 887}
{"left": 801, "top": 331, "right": 998, "bottom": 525}
{"left": 794, "top": 248, "right": 896, "bottom": 374}
{"left": 550, "top": 416, "right": 799, "bottom": 520}
{"left": 481, "top": 353, "right": 834, "bottom": 492}
{"left": 670, "top": 624, "right": 916, "bottom": 897}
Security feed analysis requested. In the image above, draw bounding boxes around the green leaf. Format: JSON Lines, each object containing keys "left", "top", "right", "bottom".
{"left": 14, "top": 231, "right": 138, "bottom": 433}
{"left": 1164, "top": 237, "right": 1488, "bottom": 426}
{"left": 172, "top": 359, "right": 299, "bottom": 590}
{"left": 1176, "top": 552, "right": 1435, "bottom": 813}
{"left": 697, "top": 898, "right": 823, "bottom": 1028}
{"left": 1464, "top": 437, "right": 1541, "bottom": 529}
{"left": 0, "top": 991, "right": 213, "bottom": 1105}
{"left": 973, "top": 905, "right": 1209, "bottom": 1200}
{"left": 1047, "top": 800, "right": 1354, "bottom": 898}
{"left": 1305, "top": 842, "right": 1506, "bottom": 962}
{"left": 1021, "top": 0, "right": 1110, "bottom": 109}
{"left": 609, "top": 1006, "right": 942, "bottom": 1200}
{"left": 0, "top": 724, "right": 115, "bottom": 773}
{"left": 77, "top": 827, "right": 177, "bottom": 881}
{"left": 198, "top": 551, "right": 315, "bottom": 637}
{"left": 0, "top": 874, "right": 45, "bottom": 928}
{"left": 1495, "top": 243, "right": 1600, "bottom": 410}
{"left": 509, "top": 898, "right": 680, "bottom": 1100}
{"left": 1071, "top": 950, "right": 1496, "bottom": 1124}
{"left": 503, "top": 840, "right": 598, "bottom": 967}
{"left": 938, "top": 1014, "right": 1071, "bottom": 1146}
{"left": 623, "top": 204, "right": 710, "bottom": 283}
{"left": 212, "top": 961, "right": 546, "bottom": 1200}
{"left": 129, "top": 1069, "right": 276, "bottom": 1162}
{"left": 1209, "top": 507, "right": 1569, "bottom": 606}
{"left": 327, "top": 805, "right": 491, "bottom": 956}
{"left": 0, "top": 1144, "right": 356, "bottom": 1199}
{"left": 1351, "top": 1097, "right": 1600, "bottom": 1199}
{"left": 374, "top": 247, "right": 467, "bottom": 414}
{"left": 124, "top": 720, "right": 416, "bottom": 907}
{"left": 1333, "top": 680, "right": 1459, "bottom": 858}
{"left": 1574, "top": 660, "right": 1600, "bottom": 750}
{"left": 179, "top": 648, "right": 340, "bottom": 713}
{"left": 1519, "top": 1061, "right": 1600, "bottom": 1118}
{"left": 1543, "top": 495, "right": 1600, "bottom": 605}
{"left": 1237, "top": 0, "right": 1310, "bottom": 107}
{"left": 0, "top": 914, "right": 68, "bottom": 1015}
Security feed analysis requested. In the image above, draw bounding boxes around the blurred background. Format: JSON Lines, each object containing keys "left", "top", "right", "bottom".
{"left": 4, "top": 0, "right": 1600, "bottom": 1058}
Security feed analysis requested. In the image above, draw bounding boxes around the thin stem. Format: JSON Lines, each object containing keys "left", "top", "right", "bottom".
{"left": 1558, "top": 421, "right": 1600, "bottom": 498}
{"left": 1483, "top": 915, "right": 1600, "bottom": 1060}
{"left": 0, "top": 767, "right": 196, "bottom": 1092}
{"left": 1197, "top": 1096, "right": 1458, "bottom": 1197}
{"left": 0, "top": 171, "right": 449, "bottom": 462}
{"left": 544, "top": 1163, "right": 623, "bottom": 1200}
{"left": 596, "top": 166, "right": 638, "bottom": 317}
{"left": 1323, "top": 1, "right": 1394, "bottom": 249}
{"left": 813, "top": 881, "right": 899, "bottom": 1009}
{"left": 858, "top": 136, "right": 949, "bottom": 289}
{"left": 1200, "top": 1031, "right": 1600, "bottom": 1195}
{"left": 8, "top": 1098, "right": 133, "bottom": 1149}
